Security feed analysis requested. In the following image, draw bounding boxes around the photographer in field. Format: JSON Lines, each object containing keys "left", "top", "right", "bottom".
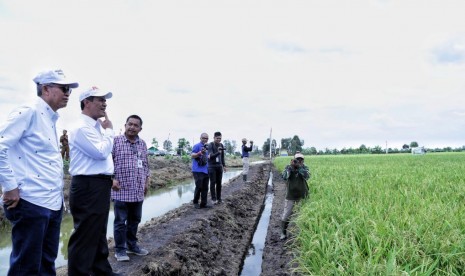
{"left": 280, "top": 152, "right": 310, "bottom": 240}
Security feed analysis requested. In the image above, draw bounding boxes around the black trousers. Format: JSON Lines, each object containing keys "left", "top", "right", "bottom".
{"left": 193, "top": 172, "right": 209, "bottom": 206}
{"left": 68, "top": 175, "right": 113, "bottom": 276}
{"left": 208, "top": 167, "right": 223, "bottom": 201}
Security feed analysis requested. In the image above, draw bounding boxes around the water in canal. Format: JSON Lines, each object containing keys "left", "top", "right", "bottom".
{"left": 240, "top": 171, "right": 274, "bottom": 276}
{"left": 0, "top": 169, "right": 242, "bottom": 275}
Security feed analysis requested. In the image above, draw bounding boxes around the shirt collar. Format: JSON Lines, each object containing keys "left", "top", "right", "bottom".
{"left": 80, "top": 113, "right": 100, "bottom": 129}
{"left": 37, "top": 97, "right": 60, "bottom": 122}
{"left": 124, "top": 134, "right": 140, "bottom": 143}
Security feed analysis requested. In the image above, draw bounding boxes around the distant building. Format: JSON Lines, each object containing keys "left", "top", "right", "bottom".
{"left": 411, "top": 147, "right": 426, "bottom": 155}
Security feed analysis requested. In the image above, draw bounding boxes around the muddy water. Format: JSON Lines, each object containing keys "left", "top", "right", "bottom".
{"left": 0, "top": 169, "right": 242, "bottom": 275}
{"left": 240, "top": 171, "right": 274, "bottom": 276}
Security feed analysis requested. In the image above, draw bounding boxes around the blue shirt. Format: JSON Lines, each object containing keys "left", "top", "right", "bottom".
{"left": 0, "top": 98, "right": 64, "bottom": 210}
{"left": 191, "top": 142, "right": 208, "bottom": 174}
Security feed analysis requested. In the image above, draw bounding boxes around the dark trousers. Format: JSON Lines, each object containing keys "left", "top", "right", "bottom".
{"left": 4, "top": 199, "right": 62, "bottom": 276}
{"left": 113, "top": 200, "right": 143, "bottom": 253}
{"left": 193, "top": 172, "right": 209, "bottom": 206}
{"left": 68, "top": 175, "right": 113, "bottom": 276}
{"left": 208, "top": 167, "right": 223, "bottom": 201}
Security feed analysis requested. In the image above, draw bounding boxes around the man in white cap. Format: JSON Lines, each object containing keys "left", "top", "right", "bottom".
{"left": 0, "top": 69, "right": 78, "bottom": 275}
{"left": 280, "top": 152, "right": 310, "bottom": 240}
{"left": 67, "top": 86, "right": 120, "bottom": 275}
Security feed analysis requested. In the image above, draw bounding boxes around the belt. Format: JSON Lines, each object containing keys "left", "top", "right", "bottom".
{"left": 75, "top": 174, "right": 113, "bottom": 180}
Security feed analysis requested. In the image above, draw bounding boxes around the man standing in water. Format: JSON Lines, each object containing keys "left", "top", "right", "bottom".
{"left": 241, "top": 138, "right": 253, "bottom": 182}
{"left": 111, "top": 114, "right": 150, "bottom": 262}
{"left": 280, "top": 152, "right": 310, "bottom": 240}
{"left": 67, "top": 86, "right": 119, "bottom": 275}
{"left": 0, "top": 69, "right": 78, "bottom": 275}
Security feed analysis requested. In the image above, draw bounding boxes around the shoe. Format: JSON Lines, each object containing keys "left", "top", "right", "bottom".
{"left": 280, "top": 233, "right": 287, "bottom": 240}
{"left": 212, "top": 200, "right": 218, "bottom": 205}
{"left": 126, "top": 246, "right": 149, "bottom": 256}
{"left": 115, "top": 251, "right": 130, "bottom": 262}
{"left": 194, "top": 203, "right": 200, "bottom": 209}
{"left": 217, "top": 200, "right": 222, "bottom": 204}
{"left": 200, "top": 205, "right": 212, "bottom": 209}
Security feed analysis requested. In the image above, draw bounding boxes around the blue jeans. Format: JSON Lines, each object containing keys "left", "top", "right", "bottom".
{"left": 113, "top": 200, "right": 143, "bottom": 252}
{"left": 4, "top": 199, "right": 63, "bottom": 276}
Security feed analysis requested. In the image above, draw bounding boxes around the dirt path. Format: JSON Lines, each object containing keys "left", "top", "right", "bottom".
{"left": 51, "top": 160, "right": 298, "bottom": 275}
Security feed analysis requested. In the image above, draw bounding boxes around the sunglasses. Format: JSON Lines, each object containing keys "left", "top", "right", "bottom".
{"left": 46, "top": 84, "right": 72, "bottom": 94}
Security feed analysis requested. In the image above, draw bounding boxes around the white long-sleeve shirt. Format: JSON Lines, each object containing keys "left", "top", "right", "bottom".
{"left": 0, "top": 98, "right": 64, "bottom": 210}
{"left": 69, "top": 114, "right": 114, "bottom": 176}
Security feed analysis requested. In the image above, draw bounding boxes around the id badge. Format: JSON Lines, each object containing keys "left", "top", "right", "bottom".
{"left": 137, "top": 159, "right": 143, "bottom": 168}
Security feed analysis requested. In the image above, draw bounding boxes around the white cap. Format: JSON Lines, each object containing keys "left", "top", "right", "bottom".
{"left": 33, "top": 69, "right": 79, "bottom": 88}
{"left": 79, "top": 86, "right": 113, "bottom": 101}
{"left": 295, "top": 153, "right": 304, "bottom": 159}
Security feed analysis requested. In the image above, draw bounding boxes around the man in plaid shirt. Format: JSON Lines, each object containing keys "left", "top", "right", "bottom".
{"left": 111, "top": 114, "right": 151, "bottom": 262}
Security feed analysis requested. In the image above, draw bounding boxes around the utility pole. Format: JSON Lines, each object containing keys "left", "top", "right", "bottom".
{"left": 269, "top": 128, "right": 273, "bottom": 160}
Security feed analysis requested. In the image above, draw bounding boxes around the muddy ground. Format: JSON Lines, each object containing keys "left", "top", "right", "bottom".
{"left": 3, "top": 156, "right": 297, "bottom": 275}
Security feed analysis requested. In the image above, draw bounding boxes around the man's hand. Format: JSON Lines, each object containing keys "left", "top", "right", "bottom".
{"left": 144, "top": 177, "right": 150, "bottom": 196}
{"left": 111, "top": 179, "right": 121, "bottom": 191}
{"left": 100, "top": 112, "right": 113, "bottom": 129}
{"left": 2, "top": 188, "right": 20, "bottom": 209}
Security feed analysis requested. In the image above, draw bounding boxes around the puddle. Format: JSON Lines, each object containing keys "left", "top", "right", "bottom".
{"left": 240, "top": 171, "right": 274, "bottom": 276}
{"left": 0, "top": 169, "right": 242, "bottom": 274}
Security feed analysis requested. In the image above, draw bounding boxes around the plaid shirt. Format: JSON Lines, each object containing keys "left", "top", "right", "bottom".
{"left": 111, "top": 135, "right": 150, "bottom": 202}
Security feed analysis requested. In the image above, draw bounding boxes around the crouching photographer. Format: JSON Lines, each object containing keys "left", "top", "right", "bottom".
{"left": 280, "top": 152, "right": 311, "bottom": 240}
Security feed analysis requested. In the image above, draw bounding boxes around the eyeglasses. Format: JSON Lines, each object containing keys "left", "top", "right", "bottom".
{"left": 46, "top": 84, "right": 72, "bottom": 94}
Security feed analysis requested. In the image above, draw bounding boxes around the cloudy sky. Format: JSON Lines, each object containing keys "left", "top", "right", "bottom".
{"left": 1, "top": 0, "right": 465, "bottom": 151}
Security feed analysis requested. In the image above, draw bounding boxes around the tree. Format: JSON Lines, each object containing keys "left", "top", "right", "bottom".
{"left": 410, "top": 141, "right": 419, "bottom": 148}
{"left": 262, "top": 138, "right": 277, "bottom": 156}
{"left": 163, "top": 140, "right": 172, "bottom": 151}
{"left": 289, "top": 135, "right": 304, "bottom": 155}
{"left": 359, "top": 144, "right": 368, "bottom": 154}
{"left": 281, "top": 138, "right": 291, "bottom": 153}
{"left": 152, "top": 138, "right": 159, "bottom": 149}
{"left": 177, "top": 138, "right": 190, "bottom": 155}
{"left": 402, "top": 144, "right": 409, "bottom": 150}
{"left": 223, "top": 140, "right": 237, "bottom": 155}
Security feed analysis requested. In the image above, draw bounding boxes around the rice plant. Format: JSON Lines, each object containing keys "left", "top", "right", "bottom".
{"left": 274, "top": 152, "right": 465, "bottom": 275}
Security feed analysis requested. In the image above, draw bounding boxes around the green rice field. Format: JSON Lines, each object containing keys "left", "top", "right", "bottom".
{"left": 274, "top": 152, "right": 465, "bottom": 275}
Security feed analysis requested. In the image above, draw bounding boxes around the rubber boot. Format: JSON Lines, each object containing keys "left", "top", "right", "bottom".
{"left": 280, "top": 221, "right": 289, "bottom": 240}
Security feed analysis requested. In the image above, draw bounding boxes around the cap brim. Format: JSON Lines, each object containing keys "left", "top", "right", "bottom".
{"left": 52, "top": 80, "right": 79, "bottom": 88}
{"left": 93, "top": 91, "right": 113, "bottom": 99}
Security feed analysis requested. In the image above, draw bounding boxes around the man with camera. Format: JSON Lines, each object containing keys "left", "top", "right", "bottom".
{"left": 207, "top": 131, "right": 226, "bottom": 204}
{"left": 280, "top": 152, "right": 310, "bottom": 240}
{"left": 191, "top": 133, "right": 211, "bottom": 209}
{"left": 241, "top": 138, "right": 253, "bottom": 182}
